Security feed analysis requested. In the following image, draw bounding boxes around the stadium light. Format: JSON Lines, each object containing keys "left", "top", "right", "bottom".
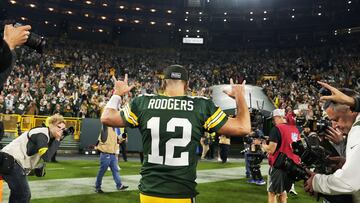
{"left": 118, "top": 18, "right": 124, "bottom": 22}
{"left": 119, "top": 5, "right": 125, "bottom": 9}
{"left": 10, "top": 0, "right": 16, "bottom": 4}
{"left": 224, "top": 19, "right": 227, "bottom": 22}
{"left": 348, "top": 0, "right": 351, "bottom": 3}
{"left": 186, "top": 11, "right": 189, "bottom": 14}
{"left": 250, "top": 11, "right": 253, "bottom": 15}
{"left": 21, "top": 17, "right": 27, "bottom": 21}
{"left": 102, "top": 3, "right": 107, "bottom": 7}
{"left": 166, "top": 22, "right": 172, "bottom": 26}
{"left": 186, "top": 29, "right": 189, "bottom": 32}
{"left": 167, "top": 10, "right": 172, "bottom": 14}
{"left": 135, "top": 7, "right": 141, "bottom": 11}
{"left": 101, "top": 16, "right": 106, "bottom": 20}
{"left": 134, "top": 20, "right": 140, "bottom": 23}
{"left": 77, "top": 26, "right": 82, "bottom": 30}
{"left": 67, "top": 11, "right": 73, "bottom": 15}
{"left": 185, "top": 18, "right": 188, "bottom": 21}
{"left": 264, "top": 11, "right": 267, "bottom": 14}
{"left": 263, "top": 17, "right": 267, "bottom": 21}
{"left": 199, "top": 12, "right": 202, "bottom": 15}
{"left": 178, "top": 29, "right": 181, "bottom": 32}
{"left": 84, "top": 13, "right": 89, "bottom": 17}
{"left": 250, "top": 18, "right": 253, "bottom": 21}
{"left": 150, "top": 21, "right": 156, "bottom": 25}
{"left": 197, "top": 30, "right": 200, "bottom": 33}
{"left": 48, "top": 7, "right": 54, "bottom": 12}
{"left": 29, "top": 4, "right": 36, "bottom": 8}
{"left": 224, "top": 12, "right": 227, "bottom": 15}
{"left": 85, "top": 1, "right": 92, "bottom": 5}
{"left": 318, "top": 12, "right": 322, "bottom": 16}
{"left": 291, "top": 15, "right": 295, "bottom": 19}
{"left": 99, "top": 29, "right": 103, "bottom": 32}
{"left": 44, "top": 21, "right": 49, "bottom": 24}
{"left": 150, "top": 9, "right": 156, "bottom": 12}
{"left": 199, "top": 18, "right": 202, "bottom": 22}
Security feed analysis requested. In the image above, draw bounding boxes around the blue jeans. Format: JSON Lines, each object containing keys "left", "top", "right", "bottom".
{"left": 95, "top": 152, "right": 123, "bottom": 189}
{"left": 3, "top": 162, "right": 31, "bottom": 203}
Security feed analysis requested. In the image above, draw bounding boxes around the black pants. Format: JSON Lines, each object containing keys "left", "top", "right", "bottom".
{"left": 3, "top": 162, "right": 31, "bottom": 203}
{"left": 219, "top": 144, "right": 230, "bottom": 163}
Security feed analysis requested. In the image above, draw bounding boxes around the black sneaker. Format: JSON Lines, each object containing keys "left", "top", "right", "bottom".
{"left": 117, "top": 185, "right": 129, "bottom": 190}
{"left": 95, "top": 188, "right": 104, "bottom": 193}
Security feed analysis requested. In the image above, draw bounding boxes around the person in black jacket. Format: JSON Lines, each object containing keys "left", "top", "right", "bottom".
{"left": 0, "top": 24, "right": 31, "bottom": 89}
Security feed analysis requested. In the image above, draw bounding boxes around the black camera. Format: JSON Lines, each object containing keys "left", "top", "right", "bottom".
{"left": 273, "top": 152, "right": 309, "bottom": 181}
{"left": 62, "top": 126, "right": 74, "bottom": 139}
{"left": 13, "top": 23, "right": 46, "bottom": 54}
{"left": 34, "top": 163, "right": 46, "bottom": 177}
{"left": 315, "top": 119, "right": 332, "bottom": 135}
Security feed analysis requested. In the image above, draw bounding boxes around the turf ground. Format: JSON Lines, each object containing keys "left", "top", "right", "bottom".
{"left": 8, "top": 159, "right": 318, "bottom": 203}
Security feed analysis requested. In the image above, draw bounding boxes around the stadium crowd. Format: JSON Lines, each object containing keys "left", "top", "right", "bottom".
{"left": 0, "top": 38, "right": 359, "bottom": 123}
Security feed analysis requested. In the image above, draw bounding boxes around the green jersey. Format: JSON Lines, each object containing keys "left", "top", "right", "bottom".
{"left": 120, "top": 94, "right": 228, "bottom": 198}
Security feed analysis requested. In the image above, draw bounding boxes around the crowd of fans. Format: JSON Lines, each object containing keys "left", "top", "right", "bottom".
{"left": 0, "top": 38, "right": 359, "bottom": 123}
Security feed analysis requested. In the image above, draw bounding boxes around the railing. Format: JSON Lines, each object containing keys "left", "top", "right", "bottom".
{"left": 0, "top": 114, "right": 82, "bottom": 140}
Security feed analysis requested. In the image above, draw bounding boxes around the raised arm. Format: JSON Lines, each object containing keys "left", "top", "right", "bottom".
{"left": 217, "top": 79, "right": 251, "bottom": 136}
{"left": 101, "top": 74, "right": 135, "bottom": 127}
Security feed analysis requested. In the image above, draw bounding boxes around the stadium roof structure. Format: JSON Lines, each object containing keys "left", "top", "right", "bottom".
{"left": 2, "top": 0, "right": 360, "bottom": 48}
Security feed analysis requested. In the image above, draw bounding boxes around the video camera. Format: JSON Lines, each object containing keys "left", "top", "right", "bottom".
{"left": 274, "top": 132, "right": 334, "bottom": 181}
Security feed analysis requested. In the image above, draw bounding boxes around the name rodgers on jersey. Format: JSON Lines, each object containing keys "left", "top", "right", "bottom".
{"left": 147, "top": 98, "right": 194, "bottom": 111}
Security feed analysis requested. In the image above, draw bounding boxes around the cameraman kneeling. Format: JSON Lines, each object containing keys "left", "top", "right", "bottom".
{"left": 0, "top": 114, "right": 66, "bottom": 203}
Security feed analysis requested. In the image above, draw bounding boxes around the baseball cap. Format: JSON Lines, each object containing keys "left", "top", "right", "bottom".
{"left": 163, "top": 65, "right": 189, "bottom": 81}
{"left": 272, "top": 109, "right": 285, "bottom": 117}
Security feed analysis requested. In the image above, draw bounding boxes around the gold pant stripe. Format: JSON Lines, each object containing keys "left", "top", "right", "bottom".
{"left": 140, "top": 193, "right": 195, "bottom": 203}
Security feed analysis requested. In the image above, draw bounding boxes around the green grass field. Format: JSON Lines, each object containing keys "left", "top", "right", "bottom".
{"left": 26, "top": 160, "right": 318, "bottom": 203}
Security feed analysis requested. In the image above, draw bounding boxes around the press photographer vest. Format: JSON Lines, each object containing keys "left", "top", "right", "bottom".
{"left": 268, "top": 124, "right": 301, "bottom": 166}
{"left": 96, "top": 127, "right": 119, "bottom": 154}
{"left": 1, "top": 127, "right": 50, "bottom": 170}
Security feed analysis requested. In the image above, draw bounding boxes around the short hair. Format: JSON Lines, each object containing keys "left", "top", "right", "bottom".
{"left": 323, "top": 88, "right": 358, "bottom": 111}
{"left": 48, "top": 114, "right": 65, "bottom": 126}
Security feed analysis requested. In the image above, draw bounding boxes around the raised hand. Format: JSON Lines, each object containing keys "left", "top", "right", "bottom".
{"left": 317, "top": 81, "right": 355, "bottom": 107}
{"left": 223, "top": 78, "right": 246, "bottom": 99}
{"left": 112, "top": 74, "right": 135, "bottom": 96}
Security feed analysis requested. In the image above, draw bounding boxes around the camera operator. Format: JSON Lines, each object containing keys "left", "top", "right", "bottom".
{"left": 244, "top": 128, "right": 266, "bottom": 185}
{"left": 262, "top": 109, "right": 301, "bottom": 203}
{"left": 304, "top": 82, "right": 360, "bottom": 198}
{"left": 1, "top": 24, "right": 31, "bottom": 86}
{"left": 0, "top": 114, "right": 66, "bottom": 203}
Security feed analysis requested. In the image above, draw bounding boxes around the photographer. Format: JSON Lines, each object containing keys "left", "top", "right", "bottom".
{"left": 304, "top": 82, "right": 360, "bottom": 197}
{"left": 1, "top": 24, "right": 31, "bottom": 87}
{"left": 262, "top": 109, "right": 301, "bottom": 203}
{"left": 0, "top": 114, "right": 66, "bottom": 203}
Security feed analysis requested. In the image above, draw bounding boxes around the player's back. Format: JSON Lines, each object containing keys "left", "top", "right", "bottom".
{"left": 121, "top": 94, "right": 228, "bottom": 198}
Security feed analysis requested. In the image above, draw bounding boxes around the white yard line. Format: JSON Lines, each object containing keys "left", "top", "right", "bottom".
{"left": 2, "top": 165, "right": 269, "bottom": 202}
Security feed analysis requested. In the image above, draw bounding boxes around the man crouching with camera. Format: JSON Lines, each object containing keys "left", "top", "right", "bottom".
{"left": 0, "top": 114, "right": 66, "bottom": 203}
{"left": 304, "top": 82, "right": 360, "bottom": 201}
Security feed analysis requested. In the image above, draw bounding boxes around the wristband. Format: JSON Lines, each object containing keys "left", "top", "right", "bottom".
{"left": 105, "top": 95, "right": 122, "bottom": 110}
